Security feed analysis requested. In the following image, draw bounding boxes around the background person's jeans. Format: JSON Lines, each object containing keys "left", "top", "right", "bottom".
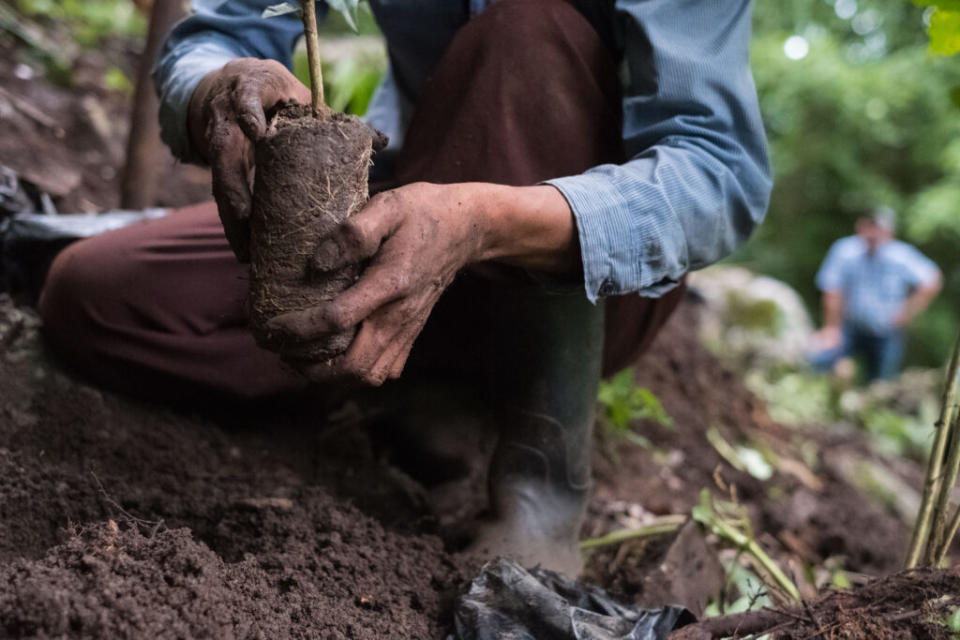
{"left": 809, "top": 324, "right": 904, "bottom": 382}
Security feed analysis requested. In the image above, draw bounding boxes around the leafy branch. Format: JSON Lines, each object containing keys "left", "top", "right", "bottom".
{"left": 597, "top": 369, "right": 671, "bottom": 448}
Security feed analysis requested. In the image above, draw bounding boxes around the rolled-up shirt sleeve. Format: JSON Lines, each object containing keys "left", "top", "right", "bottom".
{"left": 546, "top": 0, "right": 772, "bottom": 302}
{"left": 153, "top": 0, "right": 313, "bottom": 163}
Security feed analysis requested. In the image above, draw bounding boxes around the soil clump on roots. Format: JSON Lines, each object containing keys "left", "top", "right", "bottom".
{"left": 249, "top": 104, "right": 387, "bottom": 360}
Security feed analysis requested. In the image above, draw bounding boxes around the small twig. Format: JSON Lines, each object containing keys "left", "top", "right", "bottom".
{"left": 803, "top": 597, "right": 827, "bottom": 636}
{"left": 91, "top": 472, "right": 165, "bottom": 537}
{"left": 0, "top": 86, "right": 59, "bottom": 129}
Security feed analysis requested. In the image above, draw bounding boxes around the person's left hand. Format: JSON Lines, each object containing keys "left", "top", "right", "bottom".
{"left": 266, "top": 182, "right": 487, "bottom": 386}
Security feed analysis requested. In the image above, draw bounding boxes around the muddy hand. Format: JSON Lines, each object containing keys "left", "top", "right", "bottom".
{"left": 267, "top": 183, "right": 489, "bottom": 386}
{"left": 189, "top": 58, "right": 311, "bottom": 262}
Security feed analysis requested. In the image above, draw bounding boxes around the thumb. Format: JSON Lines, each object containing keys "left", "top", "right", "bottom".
{"left": 208, "top": 111, "right": 254, "bottom": 263}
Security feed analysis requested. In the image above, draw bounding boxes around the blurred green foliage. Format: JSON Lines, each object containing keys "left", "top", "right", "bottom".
{"left": 597, "top": 369, "right": 672, "bottom": 435}
{"left": 741, "top": 0, "right": 960, "bottom": 367}
{"left": 13, "top": 0, "right": 144, "bottom": 46}
{"left": 725, "top": 290, "right": 785, "bottom": 336}
{"left": 292, "top": 48, "right": 383, "bottom": 116}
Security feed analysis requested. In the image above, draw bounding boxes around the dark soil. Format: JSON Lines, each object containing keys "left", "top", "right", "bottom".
{"left": 250, "top": 104, "right": 386, "bottom": 361}
{"left": 0, "top": 292, "right": 926, "bottom": 639}
{"left": 0, "top": 295, "right": 465, "bottom": 639}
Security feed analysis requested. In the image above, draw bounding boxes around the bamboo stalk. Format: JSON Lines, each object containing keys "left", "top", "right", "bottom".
{"left": 301, "top": 0, "right": 324, "bottom": 114}
{"left": 927, "top": 405, "right": 960, "bottom": 565}
{"left": 579, "top": 515, "right": 687, "bottom": 550}
{"left": 934, "top": 503, "right": 960, "bottom": 566}
{"left": 905, "top": 330, "right": 960, "bottom": 569}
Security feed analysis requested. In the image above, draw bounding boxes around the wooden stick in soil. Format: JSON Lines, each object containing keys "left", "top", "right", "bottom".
{"left": 905, "top": 330, "right": 960, "bottom": 569}
{"left": 301, "top": 0, "right": 325, "bottom": 114}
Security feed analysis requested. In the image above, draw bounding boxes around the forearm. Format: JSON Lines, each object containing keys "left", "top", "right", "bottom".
{"left": 153, "top": 1, "right": 307, "bottom": 162}
{"left": 822, "top": 291, "right": 845, "bottom": 329}
{"left": 473, "top": 184, "right": 581, "bottom": 275}
{"left": 899, "top": 280, "right": 942, "bottom": 324}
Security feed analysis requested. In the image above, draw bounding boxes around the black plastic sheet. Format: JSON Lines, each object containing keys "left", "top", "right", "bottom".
{"left": 452, "top": 559, "right": 695, "bottom": 640}
{"left": 0, "top": 164, "right": 169, "bottom": 301}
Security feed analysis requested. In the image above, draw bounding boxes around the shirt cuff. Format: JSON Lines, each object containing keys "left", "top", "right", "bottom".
{"left": 154, "top": 41, "right": 240, "bottom": 164}
{"left": 546, "top": 172, "right": 682, "bottom": 304}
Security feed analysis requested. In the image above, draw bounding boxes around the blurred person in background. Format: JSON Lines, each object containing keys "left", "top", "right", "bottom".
{"left": 809, "top": 207, "right": 942, "bottom": 383}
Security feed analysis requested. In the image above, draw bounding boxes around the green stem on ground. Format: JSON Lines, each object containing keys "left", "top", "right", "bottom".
{"left": 703, "top": 511, "right": 801, "bottom": 603}
{"left": 579, "top": 515, "right": 687, "bottom": 550}
{"left": 301, "top": 0, "right": 324, "bottom": 114}
{"left": 905, "top": 330, "right": 960, "bottom": 569}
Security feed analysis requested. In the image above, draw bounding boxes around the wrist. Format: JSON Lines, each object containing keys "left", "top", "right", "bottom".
{"left": 472, "top": 184, "right": 579, "bottom": 274}
{"left": 188, "top": 70, "right": 218, "bottom": 162}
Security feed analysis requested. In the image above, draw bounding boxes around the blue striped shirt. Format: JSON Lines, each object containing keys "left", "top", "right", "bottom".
{"left": 154, "top": 0, "right": 772, "bottom": 302}
{"left": 816, "top": 236, "right": 940, "bottom": 334}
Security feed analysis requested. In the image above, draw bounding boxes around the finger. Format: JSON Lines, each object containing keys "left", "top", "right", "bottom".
{"left": 269, "top": 261, "right": 410, "bottom": 339}
{"left": 207, "top": 106, "right": 254, "bottom": 262}
{"left": 367, "top": 323, "right": 419, "bottom": 385}
{"left": 387, "top": 328, "right": 418, "bottom": 380}
{"left": 232, "top": 77, "right": 268, "bottom": 142}
{"left": 297, "top": 319, "right": 388, "bottom": 385}
{"left": 311, "top": 192, "right": 402, "bottom": 273}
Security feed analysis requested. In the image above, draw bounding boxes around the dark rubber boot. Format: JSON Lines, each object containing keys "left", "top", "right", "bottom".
{"left": 469, "top": 281, "right": 605, "bottom": 578}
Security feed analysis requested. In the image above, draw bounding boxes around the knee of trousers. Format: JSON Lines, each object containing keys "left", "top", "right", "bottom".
{"left": 38, "top": 237, "right": 129, "bottom": 363}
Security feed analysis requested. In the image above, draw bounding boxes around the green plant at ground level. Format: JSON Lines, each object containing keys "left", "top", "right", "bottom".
{"left": 693, "top": 489, "right": 801, "bottom": 603}
{"left": 597, "top": 369, "right": 671, "bottom": 441}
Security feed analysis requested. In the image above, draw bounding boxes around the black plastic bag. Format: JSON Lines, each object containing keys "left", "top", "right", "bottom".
{"left": 452, "top": 558, "right": 695, "bottom": 640}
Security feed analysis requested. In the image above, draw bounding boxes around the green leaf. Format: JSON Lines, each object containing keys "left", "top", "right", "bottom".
{"left": 951, "top": 86, "right": 960, "bottom": 108}
{"left": 262, "top": 2, "right": 301, "bottom": 19}
{"left": 928, "top": 9, "right": 960, "bottom": 55}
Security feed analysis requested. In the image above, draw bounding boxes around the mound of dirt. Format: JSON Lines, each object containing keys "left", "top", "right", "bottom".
{"left": 0, "top": 291, "right": 924, "bottom": 638}
{"left": 0, "top": 295, "right": 465, "bottom": 639}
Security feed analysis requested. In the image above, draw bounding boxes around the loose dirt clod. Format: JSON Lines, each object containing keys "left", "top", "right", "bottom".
{"left": 249, "top": 103, "right": 386, "bottom": 360}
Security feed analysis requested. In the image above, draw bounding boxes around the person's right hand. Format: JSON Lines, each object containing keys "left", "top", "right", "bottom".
{"left": 188, "top": 58, "right": 311, "bottom": 262}
{"left": 811, "top": 325, "right": 843, "bottom": 351}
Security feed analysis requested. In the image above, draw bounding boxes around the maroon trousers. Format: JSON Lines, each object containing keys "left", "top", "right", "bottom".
{"left": 38, "top": 0, "right": 684, "bottom": 403}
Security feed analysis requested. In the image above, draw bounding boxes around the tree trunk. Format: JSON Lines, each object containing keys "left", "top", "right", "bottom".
{"left": 120, "top": 0, "right": 186, "bottom": 210}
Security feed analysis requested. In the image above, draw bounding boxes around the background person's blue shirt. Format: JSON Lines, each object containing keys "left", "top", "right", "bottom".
{"left": 816, "top": 236, "right": 940, "bottom": 334}
{"left": 154, "top": 0, "right": 772, "bottom": 303}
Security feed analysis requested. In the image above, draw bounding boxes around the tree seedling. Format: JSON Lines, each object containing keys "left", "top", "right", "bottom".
{"left": 262, "top": 0, "right": 362, "bottom": 114}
